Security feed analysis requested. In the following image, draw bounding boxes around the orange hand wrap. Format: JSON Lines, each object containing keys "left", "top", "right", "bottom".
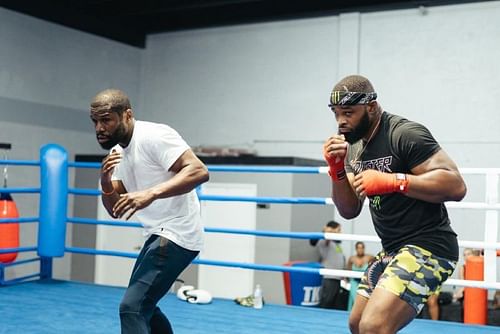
{"left": 359, "top": 170, "right": 409, "bottom": 196}
{"left": 322, "top": 145, "right": 346, "bottom": 181}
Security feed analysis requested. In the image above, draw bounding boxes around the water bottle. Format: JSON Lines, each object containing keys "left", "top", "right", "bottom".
{"left": 253, "top": 284, "right": 263, "bottom": 309}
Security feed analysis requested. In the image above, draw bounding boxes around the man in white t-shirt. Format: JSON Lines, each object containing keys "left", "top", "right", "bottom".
{"left": 90, "top": 89, "right": 209, "bottom": 334}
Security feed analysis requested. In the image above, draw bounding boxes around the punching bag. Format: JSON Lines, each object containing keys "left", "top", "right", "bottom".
{"left": 0, "top": 192, "right": 19, "bottom": 263}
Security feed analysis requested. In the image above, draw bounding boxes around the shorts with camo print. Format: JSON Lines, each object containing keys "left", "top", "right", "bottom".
{"left": 357, "top": 244, "right": 456, "bottom": 313}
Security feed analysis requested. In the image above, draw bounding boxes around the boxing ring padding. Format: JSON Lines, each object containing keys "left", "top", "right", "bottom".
{"left": 0, "top": 279, "right": 498, "bottom": 334}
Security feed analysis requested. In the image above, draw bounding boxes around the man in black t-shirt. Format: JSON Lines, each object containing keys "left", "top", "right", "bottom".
{"left": 322, "top": 75, "right": 466, "bottom": 334}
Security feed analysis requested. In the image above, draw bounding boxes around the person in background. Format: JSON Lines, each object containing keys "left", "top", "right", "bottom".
{"left": 453, "top": 248, "right": 482, "bottom": 302}
{"left": 310, "top": 221, "right": 346, "bottom": 309}
{"left": 426, "top": 294, "right": 439, "bottom": 320}
{"left": 493, "top": 290, "right": 500, "bottom": 310}
{"left": 346, "top": 241, "right": 374, "bottom": 311}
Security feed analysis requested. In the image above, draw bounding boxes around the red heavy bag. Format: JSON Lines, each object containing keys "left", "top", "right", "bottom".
{"left": 0, "top": 192, "right": 19, "bottom": 263}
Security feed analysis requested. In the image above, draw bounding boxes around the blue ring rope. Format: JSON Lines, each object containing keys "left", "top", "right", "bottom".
{"left": 68, "top": 162, "right": 101, "bottom": 169}
{"left": 204, "top": 227, "right": 324, "bottom": 239}
{"left": 67, "top": 217, "right": 325, "bottom": 239}
{"left": 66, "top": 162, "right": 325, "bottom": 174}
{"left": 0, "top": 187, "right": 40, "bottom": 194}
{"left": 193, "top": 259, "right": 320, "bottom": 274}
{"left": 67, "top": 217, "right": 141, "bottom": 228}
{"left": 69, "top": 188, "right": 100, "bottom": 196}
{"left": 0, "top": 160, "right": 40, "bottom": 166}
{"left": 0, "top": 217, "right": 38, "bottom": 224}
{"left": 0, "top": 257, "right": 41, "bottom": 268}
{"left": 198, "top": 194, "right": 327, "bottom": 204}
{"left": 1, "top": 273, "right": 41, "bottom": 285}
{"left": 67, "top": 188, "right": 330, "bottom": 205}
{"left": 0, "top": 246, "right": 37, "bottom": 254}
{"left": 65, "top": 246, "right": 320, "bottom": 274}
{"left": 66, "top": 247, "right": 138, "bottom": 258}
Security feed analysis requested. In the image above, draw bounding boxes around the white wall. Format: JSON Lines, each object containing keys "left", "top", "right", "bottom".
{"left": 0, "top": 8, "right": 141, "bottom": 110}
{"left": 140, "top": 1, "right": 500, "bottom": 164}
{"left": 359, "top": 2, "right": 500, "bottom": 168}
{"left": 140, "top": 16, "right": 340, "bottom": 157}
{"left": 0, "top": 7, "right": 142, "bottom": 280}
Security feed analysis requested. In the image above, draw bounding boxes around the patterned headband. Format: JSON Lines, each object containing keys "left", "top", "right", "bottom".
{"left": 329, "top": 91, "right": 377, "bottom": 106}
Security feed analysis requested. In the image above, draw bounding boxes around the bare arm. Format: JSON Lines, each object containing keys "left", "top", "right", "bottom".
{"left": 405, "top": 149, "right": 466, "bottom": 203}
{"left": 100, "top": 150, "right": 127, "bottom": 218}
{"left": 459, "top": 264, "right": 465, "bottom": 280}
{"left": 111, "top": 149, "right": 209, "bottom": 220}
{"left": 324, "top": 134, "right": 363, "bottom": 219}
{"left": 346, "top": 256, "right": 353, "bottom": 270}
{"left": 352, "top": 148, "right": 466, "bottom": 203}
{"left": 101, "top": 180, "right": 127, "bottom": 217}
{"left": 331, "top": 173, "right": 364, "bottom": 219}
{"left": 149, "top": 149, "right": 209, "bottom": 199}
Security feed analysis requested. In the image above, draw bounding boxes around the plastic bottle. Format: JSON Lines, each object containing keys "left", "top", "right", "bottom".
{"left": 253, "top": 284, "right": 263, "bottom": 309}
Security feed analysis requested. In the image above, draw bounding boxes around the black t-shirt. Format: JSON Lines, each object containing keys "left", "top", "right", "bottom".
{"left": 345, "top": 112, "right": 458, "bottom": 261}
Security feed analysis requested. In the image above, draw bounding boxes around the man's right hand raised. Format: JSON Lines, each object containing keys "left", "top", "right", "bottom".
{"left": 101, "top": 149, "right": 121, "bottom": 189}
{"left": 323, "top": 135, "right": 348, "bottom": 181}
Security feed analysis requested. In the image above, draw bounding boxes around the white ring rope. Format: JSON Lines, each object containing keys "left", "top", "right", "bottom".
{"left": 323, "top": 200, "right": 500, "bottom": 210}
{"left": 319, "top": 168, "right": 500, "bottom": 291}
{"left": 445, "top": 202, "right": 500, "bottom": 210}
{"left": 323, "top": 232, "right": 500, "bottom": 251}
{"left": 317, "top": 167, "right": 500, "bottom": 175}
{"left": 323, "top": 233, "right": 500, "bottom": 290}
{"left": 319, "top": 268, "right": 500, "bottom": 290}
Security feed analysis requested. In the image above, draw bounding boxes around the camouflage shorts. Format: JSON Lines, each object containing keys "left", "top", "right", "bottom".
{"left": 357, "top": 245, "right": 456, "bottom": 313}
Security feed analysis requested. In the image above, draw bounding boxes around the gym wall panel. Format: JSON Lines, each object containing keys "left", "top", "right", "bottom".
{"left": 0, "top": 6, "right": 143, "bottom": 281}
{"left": 140, "top": 16, "right": 340, "bottom": 155}
{"left": 0, "top": 7, "right": 142, "bottom": 111}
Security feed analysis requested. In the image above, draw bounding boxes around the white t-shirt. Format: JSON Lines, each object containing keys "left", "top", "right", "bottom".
{"left": 111, "top": 120, "right": 203, "bottom": 251}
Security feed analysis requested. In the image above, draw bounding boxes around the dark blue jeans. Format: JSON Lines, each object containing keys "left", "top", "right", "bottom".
{"left": 119, "top": 235, "right": 199, "bottom": 334}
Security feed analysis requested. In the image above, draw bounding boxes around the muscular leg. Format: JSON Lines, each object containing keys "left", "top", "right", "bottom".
{"left": 358, "top": 288, "right": 416, "bottom": 334}
{"left": 352, "top": 245, "right": 455, "bottom": 334}
{"left": 349, "top": 294, "right": 369, "bottom": 334}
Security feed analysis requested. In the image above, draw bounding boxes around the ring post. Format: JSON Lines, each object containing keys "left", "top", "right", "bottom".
{"left": 38, "top": 144, "right": 68, "bottom": 278}
{"left": 463, "top": 255, "right": 487, "bottom": 325}
{"left": 0, "top": 263, "right": 4, "bottom": 284}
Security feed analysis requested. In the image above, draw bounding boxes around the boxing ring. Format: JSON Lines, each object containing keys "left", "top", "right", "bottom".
{"left": 0, "top": 144, "right": 499, "bottom": 334}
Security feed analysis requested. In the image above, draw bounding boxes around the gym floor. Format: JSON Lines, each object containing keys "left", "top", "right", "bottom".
{"left": 0, "top": 280, "right": 498, "bottom": 334}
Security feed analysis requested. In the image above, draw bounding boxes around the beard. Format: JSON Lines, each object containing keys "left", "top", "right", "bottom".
{"left": 97, "top": 122, "right": 127, "bottom": 150}
{"left": 344, "top": 109, "right": 370, "bottom": 144}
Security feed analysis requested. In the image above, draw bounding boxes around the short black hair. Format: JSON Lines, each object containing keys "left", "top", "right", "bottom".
{"left": 355, "top": 241, "right": 365, "bottom": 248}
{"left": 333, "top": 75, "right": 375, "bottom": 94}
{"left": 90, "top": 89, "right": 131, "bottom": 115}
{"left": 326, "top": 221, "right": 340, "bottom": 229}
